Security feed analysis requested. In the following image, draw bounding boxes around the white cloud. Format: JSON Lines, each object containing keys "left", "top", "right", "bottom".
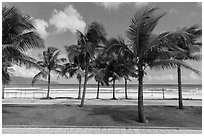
{"left": 190, "top": 72, "right": 200, "bottom": 80}
{"left": 49, "top": 5, "right": 86, "bottom": 34}
{"left": 95, "top": 2, "right": 124, "bottom": 10}
{"left": 146, "top": 74, "right": 176, "bottom": 81}
{"left": 95, "top": 2, "right": 149, "bottom": 10}
{"left": 134, "top": 2, "right": 149, "bottom": 7}
{"left": 197, "top": 2, "right": 202, "bottom": 7}
{"left": 34, "top": 19, "right": 49, "bottom": 39}
{"left": 190, "top": 11, "right": 197, "bottom": 16}
{"left": 169, "top": 8, "right": 179, "bottom": 15}
{"left": 146, "top": 75, "right": 153, "bottom": 81}
{"left": 13, "top": 65, "right": 40, "bottom": 78}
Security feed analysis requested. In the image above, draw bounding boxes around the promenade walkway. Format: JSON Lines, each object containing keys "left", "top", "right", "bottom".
{"left": 2, "top": 98, "right": 202, "bottom": 106}
{"left": 2, "top": 127, "right": 202, "bottom": 134}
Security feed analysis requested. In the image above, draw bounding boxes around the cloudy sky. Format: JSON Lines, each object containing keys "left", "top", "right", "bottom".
{"left": 3, "top": 2, "right": 202, "bottom": 84}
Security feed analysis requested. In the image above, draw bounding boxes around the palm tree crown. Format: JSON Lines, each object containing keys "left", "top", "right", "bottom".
{"left": 2, "top": 6, "right": 44, "bottom": 66}
{"left": 65, "top": 21, "right": 107, "bottom": 106}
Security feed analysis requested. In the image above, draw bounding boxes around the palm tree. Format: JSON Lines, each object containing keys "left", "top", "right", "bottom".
{"left": 159, "top": 25, "right": 201, "bottom": 109}
{"left": 2, "top": 60, "right": 14, "bottom": 99}
{"left": 2, "top": 6, "right": 44, "bottom": 98}
{"left": 107, "top": 36, "right": 137, "bottom": 99}
{"left": 103, "top": 54, "right": 122, "bottom": 100}
{"left": 66, "top": 21, "right": 107, "bottom": 107}
{"left": 92, "top": 68, "right": 106, "bottom": 99}
{"left": 126, "top": 6, "right": 199, "bottom": 123}
{"left": 32, "top": 47, "right": 66, "bottom": 98}
{"left": 91, "top": 53, "right": 108, "bottom": 99}
{"left": 60, "top": 62, "right": 84, "bottom": 99}
{"left": 2, "top": 6, "right": 44, "bottom": 66}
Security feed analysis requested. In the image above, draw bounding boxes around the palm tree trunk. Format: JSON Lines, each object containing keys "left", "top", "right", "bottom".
{"left": 80, "top": 65, "right": 88, "bottom": 107}
{"left": 96, "top": 81, "right": 100, "bottom": 99}
{"left": 177, "top": 65, "right": 183, "bottom": 109}
{"left": 2, "top": 83, "right": 5, "bottom": 99}
{"left": 47, "top": 70, "right": 51, "bottom": 98}
{"left": 138, "top": 63, "right": 146, "bottom": 123}
{"left": 125, "top": 78, "right": 128, "bottom": 99}
{"left": 112, "top": 79, "right": 116, "bottom": 99}
{"left": 77, "top": 76, "right": 81, "bottom": 99}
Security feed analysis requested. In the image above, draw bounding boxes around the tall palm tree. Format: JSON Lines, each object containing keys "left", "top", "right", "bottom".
{"left": 66, "top": 21, "right": 107, "bottom": 107}
{"left": 126, "top": 6, "right": 199, "bottom": 123}
{"left": 159, "top": 25, "right": 201, "bottom": 109}
{"left": 2, "top": 6, "right": 44, "bottom": 98}
{"left": 32, "top": 47, "right": 66, "bottom": 98}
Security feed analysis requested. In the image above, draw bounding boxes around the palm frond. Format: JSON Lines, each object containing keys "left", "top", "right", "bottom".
{"left": 32, "top": 71, "right": 47, "bottom": 86}
{"left": 14, "top": 31, "right": 44, "bottom": 52}
{"left": 86, "top": 21, "right": 107, "bottom": 45}
{"left": 150, "top": 60, "right": 200, "bottom": 75}
{"left": 126, "top": 6, "right": 166, "bottom": 56}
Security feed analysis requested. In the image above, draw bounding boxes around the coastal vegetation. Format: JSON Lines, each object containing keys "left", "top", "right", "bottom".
{"left": 2, "top": 5, "right": 202, "bottom": 124}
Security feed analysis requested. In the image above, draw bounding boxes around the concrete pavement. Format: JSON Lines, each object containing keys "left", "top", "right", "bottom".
{"left": 2, "top": 127, "right": 202, "bottom": 134}
{"left": 2, "top": 98, "right": 202, "bottom": 106}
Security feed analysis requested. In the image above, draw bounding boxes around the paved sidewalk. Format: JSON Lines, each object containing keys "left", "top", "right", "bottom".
{"left": 2, "top": 127, "right": 202, "bottom": 134}
{"left": 2, "top": 98, "right": 202, "bottom": 106}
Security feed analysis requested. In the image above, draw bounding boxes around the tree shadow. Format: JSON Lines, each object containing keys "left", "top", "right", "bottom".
{"left": 89, "top": 106, "right": 139, "bottom": 123}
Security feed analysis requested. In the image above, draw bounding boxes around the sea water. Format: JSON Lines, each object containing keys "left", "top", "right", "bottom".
{"left": 4, "top": 84, "right": 202, "bottom": 99}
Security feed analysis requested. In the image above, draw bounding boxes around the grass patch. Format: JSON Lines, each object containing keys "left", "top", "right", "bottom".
{"left": 2, "top": 104, "right": 202, "bottom": 127}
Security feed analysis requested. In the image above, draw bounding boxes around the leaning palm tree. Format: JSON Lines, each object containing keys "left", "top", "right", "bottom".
{"left": 66, "top": 21, "right": 107, "bottom": 107}
{"left": 160, "top": 25, "right": 201, "bottom": 109}
{"left": 32, "top": 47, "right": 66, "bottom": 98}
{"left": 125, "top": 6, "right": 200, "bottom": 123}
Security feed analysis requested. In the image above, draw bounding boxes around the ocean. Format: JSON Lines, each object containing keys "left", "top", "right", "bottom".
{"left": 5, "top": 84, "right": 202, "bottom": 99}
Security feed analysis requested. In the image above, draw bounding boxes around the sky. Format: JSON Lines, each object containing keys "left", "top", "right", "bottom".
{"left": 2, "top": 2, "right": 202, "bottom": 84}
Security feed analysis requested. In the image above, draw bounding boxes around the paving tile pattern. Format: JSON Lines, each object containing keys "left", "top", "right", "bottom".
{"left": 2, "top": 128, "right": 202, "bottom": 134}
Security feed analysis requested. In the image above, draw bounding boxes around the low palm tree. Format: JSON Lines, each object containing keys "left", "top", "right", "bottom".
{"left": 103, "top": 54, "right": 121, "bottom": 100}
{"left": 60, "top": 62, "right": 84, "bottom": 99}
{"left": 92, "top": 68, "right": 106, "bottom": 99}
{"left": 66, "top": 21, "right": 107, "bottom": 107}
{"left": 32, "top": 47, "right": 66, "bottom": 98}
{"left": 91, "top": 53, "right": 108, "bottom": 99}
{"left": 107, "top": 36, "right": 137, "bottom": 99}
